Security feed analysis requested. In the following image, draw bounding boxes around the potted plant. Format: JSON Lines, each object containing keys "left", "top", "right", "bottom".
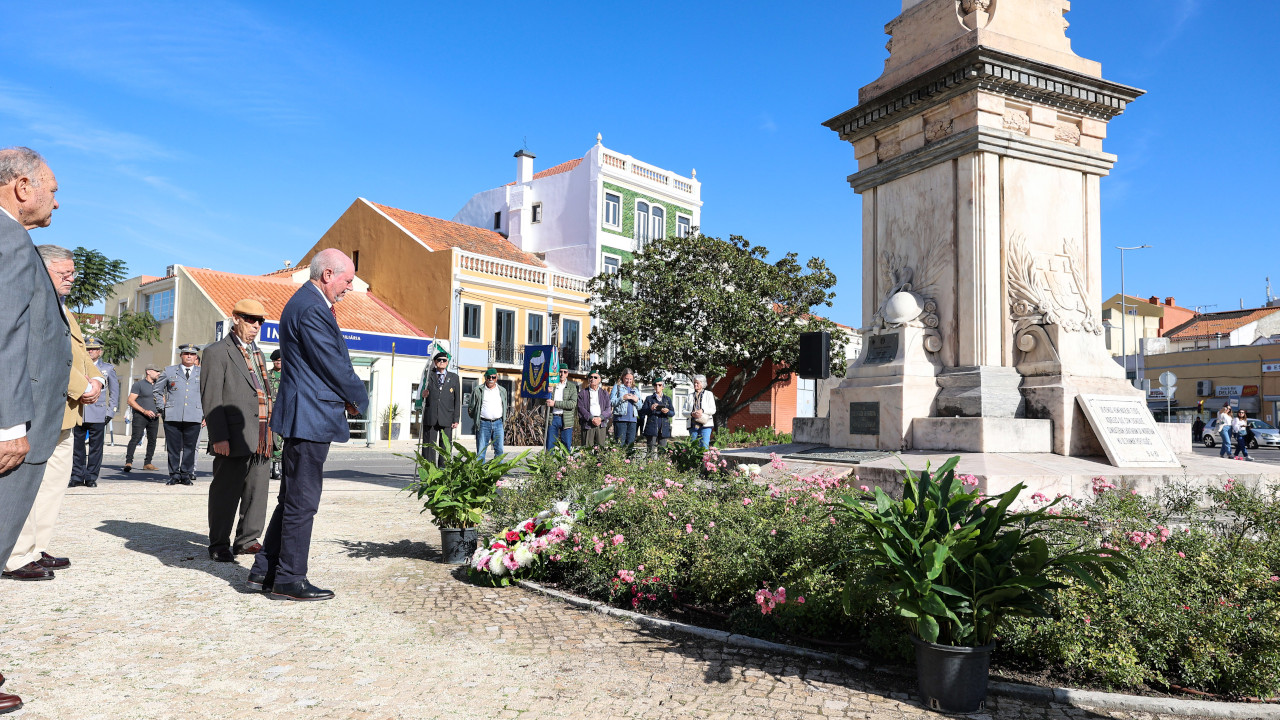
{"left": 831, "top": 456, "right": 1129, "bottom": 713}
{"left": 404, "top": 434, "right": 530, "bottom": 563}
{"left": 381, "top": 403, "right": 402, "bottom": 440}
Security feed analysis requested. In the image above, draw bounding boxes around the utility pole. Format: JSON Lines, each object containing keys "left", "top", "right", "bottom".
{"left": 1116, "top": 245, "right": 1151, "bottom": 382}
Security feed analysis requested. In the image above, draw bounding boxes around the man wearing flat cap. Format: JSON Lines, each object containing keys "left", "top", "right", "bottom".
{"left": 124, "top": 365, "right": 162, "bottom": 472}
{"left": 199, "top": 299, "right": 273, "bottom": 562}
{"left": 69, "top": 336, "right": 118, "bottom": 488}
{"left": 417, "top": 350, "right": 459, "bottom": 467}
{"left": 156, "top": 343, "right": 203, "bottom": 485}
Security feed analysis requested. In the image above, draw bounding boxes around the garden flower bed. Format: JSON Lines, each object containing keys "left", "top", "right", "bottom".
{"left": 483, "top": 445, "right": 1280, "bottom": 701}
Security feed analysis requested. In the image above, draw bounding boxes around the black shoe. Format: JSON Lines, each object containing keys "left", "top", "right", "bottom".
{"left": 165, "top": 478, "right": 179, "bottom": 486}
{"left": 270, "top": 580, "right": 334, "bottom": 601}
{"left": 209, "top": 547, "right": 235, "bottom": 563}
{"left": 68, "top": 480, "right": 84, "bottom": 488}
{"left": 246, "top": 571, "right": 274, "bottom": 592}
{"left": 180, "top": 477, "right": 194, "bottom": 486}
{"left": 84, "top": 480, "right": 97, "bottom": 488}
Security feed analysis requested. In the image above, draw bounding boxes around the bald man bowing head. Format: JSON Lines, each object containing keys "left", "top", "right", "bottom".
{"left": 248, "top": 249, "right": 368, "bottom": 601}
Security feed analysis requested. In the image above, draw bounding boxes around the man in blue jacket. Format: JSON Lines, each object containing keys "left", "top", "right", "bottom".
{"left": 248, "top": 249, "right": 368, "bottom": 601}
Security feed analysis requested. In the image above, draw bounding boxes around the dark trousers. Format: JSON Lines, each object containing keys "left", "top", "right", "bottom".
{"left": 614, "top": 420, "right": 638, "bottom": 446}
{"left": 545, "top": 414, "right": 573, "bottom": 450}
{"left": 125, "top": 414, "right": 159, "bottom": 465}
{"left": 208, "top": 453, "right": 270, "bottom": 552}
{"left": 164, "top": 421, "right": 202, "bottom": 479}
{"left": 251, "top": 438, "right": 329, "bottom": 585}
{"left": 420, "top": 424, "right": 453, "bottom": 466}
{"left": 71, "top": 421, "right": 106, "bottom": 485}
{"left": 583, "top": 424, "right": 609, "bottom": 447}
{"left": 645, "top": 435, "right": 669, "bottom": 457}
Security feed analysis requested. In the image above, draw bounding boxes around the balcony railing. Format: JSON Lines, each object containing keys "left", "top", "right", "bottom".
{"left": 599, "top": 152, "right": 696, "bottom": 195}
{"left": 456, "top": 250, "right": 591, "bottom": 297}
{"left": 488, "top": 343, "right": 591, "bottom": 373}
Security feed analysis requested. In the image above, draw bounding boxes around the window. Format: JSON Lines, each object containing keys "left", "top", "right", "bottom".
{"left": 603, "top": 255, "right": 620, "bottom": 285}
{"left": 531, "top": 202, "right": 542, "bottom": 224}
{"left": 603, "top": 192, "right": 621, "bottom": 228}
{"left": 676, "top": 215, "right": 691, "bottom": 238}
{"left": 527, "top": 312, "right": 544, "bottom": 344}
{"left": 494, "top": 308, "right": 516, "bottom": 364}
{"left": 352, "top": 250, "right": 360, "bottom": 272}
{"left": 462, "top": 303, "right": 482, "bottom": 338}
{"left": 144, "top": 288, "right": 174, "bottom": 321}
{"left": 634, "top": 200, "right": 664, "bottom": 250}
{"left": 562, "top": 318, "right": 580, "bottom": 355}
{"left": 493, "top": 211, "right": 502, "bottom": 230}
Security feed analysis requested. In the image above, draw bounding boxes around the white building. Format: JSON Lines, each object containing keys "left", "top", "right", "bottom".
{"left": 452, "top": 136, "right": 702, "bottom": 279}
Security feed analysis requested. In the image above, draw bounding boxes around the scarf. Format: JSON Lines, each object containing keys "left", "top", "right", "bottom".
{"left": 235, "top": 338, "right": 275, "bottom": 457}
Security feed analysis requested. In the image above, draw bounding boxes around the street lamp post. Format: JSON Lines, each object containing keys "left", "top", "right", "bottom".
{"left": 1116, "top": 244, "right": 1152, "bottom": 385}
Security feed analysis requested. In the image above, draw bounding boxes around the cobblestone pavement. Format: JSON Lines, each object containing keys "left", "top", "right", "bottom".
{"left": 0, "top": 453, "right": 1208, "bottom": 719}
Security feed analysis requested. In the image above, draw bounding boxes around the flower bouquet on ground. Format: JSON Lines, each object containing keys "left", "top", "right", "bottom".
{"left": 471, "top": 488, "right": 615, "bottom": 587}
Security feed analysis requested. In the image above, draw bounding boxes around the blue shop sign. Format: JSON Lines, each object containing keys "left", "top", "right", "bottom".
{"left": 217, "top": 320, "right": 435, "bottom": 357}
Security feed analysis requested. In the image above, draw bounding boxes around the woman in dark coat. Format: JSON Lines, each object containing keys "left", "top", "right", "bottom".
{"left": 639, "top": 377, "right": 674, "bottom": 458}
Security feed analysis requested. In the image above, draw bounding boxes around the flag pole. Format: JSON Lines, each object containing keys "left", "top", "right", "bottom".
{"left": 388, "top": 341, "right": 396, "bottom": 449}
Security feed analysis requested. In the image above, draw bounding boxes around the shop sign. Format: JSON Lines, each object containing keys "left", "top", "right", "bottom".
{"left": 1216, "top": 385, "right": 1244, "bottom": 397}
{"left": 1147, "top": 388, "right": 1170, "bottom": 400}
{"left": 1263, "top": 362, "right": 1280, "bottom": 374}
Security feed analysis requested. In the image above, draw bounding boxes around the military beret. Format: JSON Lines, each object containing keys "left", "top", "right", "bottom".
{"left": 433, "top": 351, "right": 450, "bottom": 362}
{"left": 270, "top": 349, "right": 281, "bottom": 361}
{"left": 484, "top": 367, "right": 498, "bottom": 378}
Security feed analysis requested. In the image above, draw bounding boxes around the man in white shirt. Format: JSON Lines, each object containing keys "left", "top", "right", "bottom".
{"left": 467, "top": 368, "right": 508, "bottom": 461}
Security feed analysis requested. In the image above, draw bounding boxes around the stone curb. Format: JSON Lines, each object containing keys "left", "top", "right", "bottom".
{"left": 517, "top": 581, "right": 1280, "bottom": 719}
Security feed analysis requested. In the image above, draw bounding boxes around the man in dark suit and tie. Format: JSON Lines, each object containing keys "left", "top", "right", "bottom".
{"left": 418, "top": 351, "right": 460, "bottom": 466}
{"left": 200, "top": 299, "right": 274, "bottom": 563}
{"left": 0, "top": 146, "right": 71, "bottom": 715}
{"left": 249, "top": 249, "right": 368, "bottom": 601}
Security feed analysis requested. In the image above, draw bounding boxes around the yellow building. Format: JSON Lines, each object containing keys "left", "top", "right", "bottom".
{"left": 1143, "top": 344, "right": 1280, "bottom": 424}
{"left": 299, "top": 198, "right": 594, "bottom": 433}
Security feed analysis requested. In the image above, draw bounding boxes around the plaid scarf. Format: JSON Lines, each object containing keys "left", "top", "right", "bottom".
{"left": 235, "top": 338, "right": 274, "bottom": 457}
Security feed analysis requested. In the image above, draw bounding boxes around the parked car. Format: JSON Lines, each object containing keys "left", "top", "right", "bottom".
{"left": 1201, "top": 418, "right": 1280, "bottom": 449}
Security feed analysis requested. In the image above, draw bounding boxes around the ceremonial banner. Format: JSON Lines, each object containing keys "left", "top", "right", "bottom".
{"left": 521, "top": 345, "right": 556, "bottom": 399}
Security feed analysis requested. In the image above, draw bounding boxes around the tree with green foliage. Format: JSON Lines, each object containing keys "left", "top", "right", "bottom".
{"left": 65, "top": 247, "right": 160, "bottom": 364}
{"left": 587, "top": 232, "right": 847, "bottom": 423}
{"left": 67, "top": 246, "right": 128, "bottom": 314}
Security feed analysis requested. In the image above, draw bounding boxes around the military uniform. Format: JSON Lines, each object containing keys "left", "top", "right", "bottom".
{"left": 267, "top": 352, "right": 283, "bottom": 479}
{"left": 70, "top": 338, "right": 119, "bottom": 487}
{"left": 156, "top": 344, "right": 204, "bottom": 485}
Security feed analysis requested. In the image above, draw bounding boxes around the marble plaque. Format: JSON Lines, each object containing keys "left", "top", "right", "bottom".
{"left": 849, "top": 402, "right": 880, "bottom": 435}
{"left": 863, "top": 333, "right": 900, "bottom": 365}
{"left": 1076, "top": 395, "right": 1179, "bottom": 468}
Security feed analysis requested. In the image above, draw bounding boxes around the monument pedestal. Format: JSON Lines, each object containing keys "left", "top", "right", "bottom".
{"left": 828, "top": 325, "right": 939, "bottom": 451}
{"left": 912, "top": 417, "right": 1052, "bottom": 453}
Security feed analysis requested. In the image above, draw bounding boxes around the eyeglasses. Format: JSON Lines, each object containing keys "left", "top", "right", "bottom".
{"left": 436, "top": 358, "right": 449, "bottom": 362}
{"left": 53, "top": 269, "right": 77, "bottom": 280}
{"left": 237, "top": 314, "right": 265, "bottom": 325}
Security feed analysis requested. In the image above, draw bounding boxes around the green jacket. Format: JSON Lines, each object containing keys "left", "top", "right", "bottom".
{"left": 467, "top": 383, "right": 509, "bottom": 426}
{"left": 544, "top": 380, "right": 580, "bottom": 430}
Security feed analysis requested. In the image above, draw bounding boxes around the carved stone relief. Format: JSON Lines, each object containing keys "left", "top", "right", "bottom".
{"left": 958, "top": 0, "right": 995, "bottom": 31}
{"left": 1002, "top": 107, "right": 1031, "bottom": 135}
{"left": 1054, "top": 120, "right": 1081, "bottom": 146}
{"left": 925, "top": 117, "right": 954, "bottom": 143}
{"left": 1007, "top": 233, "right": 1102, "bottom": 362}
{"left": 871, "top": 247, "right": 944, "bottom": 353}
{"left": 877, "top": 137, "right": 902, "bottom": 162}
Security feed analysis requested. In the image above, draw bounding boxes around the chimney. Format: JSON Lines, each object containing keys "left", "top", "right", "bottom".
{"left": 1147, "top": 295, "right": 1158, "bottom": 305}
{"left": 1164, "top": 296, "right": 1175, "bottom": 306}
{"left": 515, "top": 149, "right": 536, "bottom": 185}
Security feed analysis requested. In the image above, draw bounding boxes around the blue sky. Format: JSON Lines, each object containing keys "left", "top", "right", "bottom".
{"left": 2, "top": 0, "right": 1276, "bottom": 323}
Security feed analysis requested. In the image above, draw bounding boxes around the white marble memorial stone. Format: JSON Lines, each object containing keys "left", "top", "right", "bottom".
{"left": 1076, "top": 395, "right": 1179, "bottom": 468}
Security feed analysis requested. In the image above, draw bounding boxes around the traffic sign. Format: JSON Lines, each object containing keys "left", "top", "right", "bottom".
{"left": 1158, "top": 371, "right": 1177, "bottom": 388}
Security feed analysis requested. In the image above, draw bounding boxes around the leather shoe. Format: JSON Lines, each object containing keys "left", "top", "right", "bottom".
{"left": 0, "top": 671, "right": 5, "bottom": 686}
{"left": 270, "top": 579, "right": 334, "bottom": 601}
{"left": 165, "top": 478, "right": 179, "bottom": 486}
{"left": 0, "top": 691, "right": 22, "bottom": 714}
{"left": 209, "top": 547, "right": 235, "bottom": 563}
{"left": 84, "top": 480, "right": 97, "bottom": 487}
{"left": 246, "top": 571, "right": 274, "bottom": 592}
{"left": 143, "top": 463, "right": 158, "bottom": 471}
{"left": 68, "top": 480, "right": 84, "bottom": 488}
{"left": 180, "top": 477, "right": 194, "bottom": 486}
{"left": 36, "top": 552, "right": 69, "bottom": 569}
{"left": 121, "top": 463, "right": 131, "bottom": 473}
{"left": 2, "top": 562, "right": 54, "bottom": 581}
{"left": 234, "top": 542, "right": 262, "bottom": 555}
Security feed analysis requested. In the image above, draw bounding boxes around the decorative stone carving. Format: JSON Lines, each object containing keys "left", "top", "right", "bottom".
{"left": 1002, "top": 107, "right": 1030, "bottom": 135}
{"left": 925, "top": 118, "right": 954, "bottom": 143}
{"left": 1054, "top": 120, "right": 1081, "bottom": 146}
{"left": 871, "top": 248, "right": 944, "bottom": 353}
{"left": 958, "top": 0, "right": 995, "bottom": 31}
{"left": 877, "top": 138, "right": 902, "bottom": 161}
{"left": 1008, "top": 233, "right": 1103, "bottom": 362}
{"left": 961, "top": 0, "right": 992, "bottom": 13}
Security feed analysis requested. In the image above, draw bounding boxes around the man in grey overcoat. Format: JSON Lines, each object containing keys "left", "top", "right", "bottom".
{"left": 199, "top": 299, "right": 273, "bottom": 563}
{"left": 70, "top": 336, "right": 119, "bottom": 488}
{"left": 156, "top": 344, "right": 203, "bottom": 485}
{"left": 0, "top": 146, "right": 70, "bottom": 715}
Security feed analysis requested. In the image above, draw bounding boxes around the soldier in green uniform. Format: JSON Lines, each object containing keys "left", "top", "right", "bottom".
{"left": 267, "top": 349, "right": 283, "bottom": 479}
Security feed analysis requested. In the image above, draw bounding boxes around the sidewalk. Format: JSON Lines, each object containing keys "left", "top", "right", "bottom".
{"left": 1, "top": 459, "right": 1131, "bottom": 719}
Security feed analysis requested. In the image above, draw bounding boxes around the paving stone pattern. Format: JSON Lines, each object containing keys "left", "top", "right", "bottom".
{"left": 0, "top": 454, "right": 1212, "bottom": 719}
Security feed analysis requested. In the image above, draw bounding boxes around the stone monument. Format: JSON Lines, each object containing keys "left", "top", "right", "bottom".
{"left": 823, "top": 0, "right": 1176, "bottom": 466}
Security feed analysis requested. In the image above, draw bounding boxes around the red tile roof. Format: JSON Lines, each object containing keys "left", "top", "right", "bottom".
{"left": 137, "top": 275, "right": 165, "bottom": 287}
{"left": 1164, "top": 308, "right": 1280, "bottom": 340}
{"left": 184, "top": 267, "right": 425, "bottom": 337}
{"left": 262, "top": 266, "right": 301, "bottom": 277}
{"left": 365, "top": 200, "right": 546, "bottom": 267}
{"left": 504, "top": 157, "right": 583, "bottom": 186}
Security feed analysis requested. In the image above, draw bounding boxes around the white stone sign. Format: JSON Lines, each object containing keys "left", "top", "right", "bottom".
{"left": 1076, "top": 395, "right": 1180, "bottom": 468}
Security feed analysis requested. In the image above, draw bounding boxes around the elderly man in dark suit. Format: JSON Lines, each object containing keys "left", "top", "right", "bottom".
{"left": 417, "top": 350, "right": 460, "bottom": 466}
{"left": 248, "top": 249, "right": 368, "bottom": 601}
{"left": 0, "top": 146, "right": 70, "bottom": 715}
{"left": 200, "top": 299, "right": 274, "bottom": 563}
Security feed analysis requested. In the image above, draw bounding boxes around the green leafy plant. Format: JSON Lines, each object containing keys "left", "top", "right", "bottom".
{"left": 380, "top": 403, "right": 402, "bottom": 424}
{"left": 831, "top": 456, "right": 1130, "bottom": 647}
{"left": 713, "top": 425, "right": 793, "bottom": 449}
{"left": 403, "top": 435, "right": 529, "bottom": 529}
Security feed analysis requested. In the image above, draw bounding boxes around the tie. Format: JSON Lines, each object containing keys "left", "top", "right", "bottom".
{"left": 331, "top": 305, "right": 339, "bottom": 324}
{"left": 184, "top": 368, "right": 190, "bottom": 381}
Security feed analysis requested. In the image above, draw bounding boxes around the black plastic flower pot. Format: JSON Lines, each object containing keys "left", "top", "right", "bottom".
{"left": 910, "top": 636, "right": 995, "bottom": 714}
{"left": 439, "top": 527, "right": 478, "bottom": 564}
